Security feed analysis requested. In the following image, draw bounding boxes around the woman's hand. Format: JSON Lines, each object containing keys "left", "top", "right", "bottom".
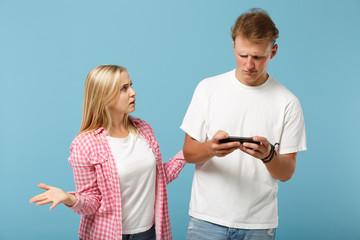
{"left": 29, "top": 183, "right": 77, "bottom": 210}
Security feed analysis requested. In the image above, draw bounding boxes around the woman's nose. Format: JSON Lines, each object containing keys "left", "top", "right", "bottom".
{"left": 130, "top": 87, "right": 136, "bottom": 96}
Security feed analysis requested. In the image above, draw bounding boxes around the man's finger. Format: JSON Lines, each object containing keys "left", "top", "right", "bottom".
{"left": 213, "top": 131, "right": 229, "bottom": 141}
{"left": 216, "top": 142, "right": 240, "bottom": 150}
{"left": 215, "top": 147, "right": 239, "bottom": 155}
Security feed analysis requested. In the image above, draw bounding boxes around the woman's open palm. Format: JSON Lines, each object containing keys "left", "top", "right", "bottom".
{"left": 29, "top": 183, "right": 71, "bottom": 210}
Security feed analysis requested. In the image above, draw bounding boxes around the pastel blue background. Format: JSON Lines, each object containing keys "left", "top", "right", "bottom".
{"left": 1, "top": 0, "right": 359, "bottom": 239}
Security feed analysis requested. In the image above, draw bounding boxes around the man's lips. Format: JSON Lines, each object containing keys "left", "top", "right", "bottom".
{"left": 244, "top": 70, "right": 256, "bottom": 74}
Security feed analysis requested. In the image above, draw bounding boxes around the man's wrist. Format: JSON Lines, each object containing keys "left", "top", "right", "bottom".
{"left": 207, "top": 140, "right": 216, "bottom": 159}
{"left": 261, "top": 143, "right": 279, "bottom": 164}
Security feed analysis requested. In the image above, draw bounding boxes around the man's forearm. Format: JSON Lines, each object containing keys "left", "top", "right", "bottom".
{"left": 264, "top": 153, "right": 297, "bottom": 182}
{"left": 183, "top": 132, "right": 241, "bottom": 164}
{"left": 183, "top": 139, "right": 213, "bottom": 164}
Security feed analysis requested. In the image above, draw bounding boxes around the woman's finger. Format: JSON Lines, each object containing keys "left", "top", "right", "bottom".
{"left": 30, "top": 194, "right": 47, "bottom": 203}
{"left": 36, "top": 199, "right": 53, "bottom": 206}
{"left": 29, "top": 196, "right": 40, "bottom": 203}
{"left": 49, "top": 202, "right": 59, "bottom": 210}
{"left": 37, "top": 183, "right": 51, "bottom": 190}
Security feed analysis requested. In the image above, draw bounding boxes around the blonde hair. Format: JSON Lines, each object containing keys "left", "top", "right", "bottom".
{"left": 79, "top": 65, "right": 138, "bottom": 134}
{"left": 231, "top": 8, "right": 279, "bottom": 45}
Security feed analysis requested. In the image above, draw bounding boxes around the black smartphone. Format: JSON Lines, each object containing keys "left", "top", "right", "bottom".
{"left": 219, "top": 136, "right": 260, "bottom": 145}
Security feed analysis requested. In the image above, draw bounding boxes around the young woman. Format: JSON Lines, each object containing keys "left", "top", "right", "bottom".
{"left": 30, "top": 65, "right": 186, "bottom": 240}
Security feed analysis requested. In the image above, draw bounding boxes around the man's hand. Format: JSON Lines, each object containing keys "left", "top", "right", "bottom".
{"left": 183, "top": 130, "right": 240, "bottom": 164}
{"left": 239, "top": 136, "right": 271, "bottom": 160}
{"left": 210, "top": 130, "right": 241, "bottom": 157}
{"left": 239, "top": 136, "right": 297, "bottom": 182}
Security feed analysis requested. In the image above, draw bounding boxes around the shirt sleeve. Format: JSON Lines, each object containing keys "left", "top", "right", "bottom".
{"left": 67, "top": 141, "right": 102, "bottom": 215}
{"left": 279, "top": 97, "right": 307, "bottom": 155}
{"left": 180, "top": 81, "right": 208, "bottom": 143}
{"left": 163, "top": 150, "right": 186, "bottom": 184}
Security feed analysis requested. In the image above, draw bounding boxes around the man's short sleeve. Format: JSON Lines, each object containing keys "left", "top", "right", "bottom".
{"left": 279, "top": 97, "right": 307, "bottom": 155}
{"left": 180, "top": 81, "right": 208, "bottom": 143}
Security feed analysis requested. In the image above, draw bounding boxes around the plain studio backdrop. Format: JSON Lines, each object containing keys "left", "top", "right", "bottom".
{"left": 1, "top": 0, "right": 359, "bottom": 239}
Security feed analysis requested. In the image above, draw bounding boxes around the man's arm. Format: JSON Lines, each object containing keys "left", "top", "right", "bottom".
{"left": 183, "top": 131, "right": 240, "bottom": 164}
{"left": 184, "top": 132, "right": 297, "bottom": 181}
{"left": 264, "top": 152, "right": 297, "bottom": 182}
{"left": 240, "top": 136, "right": 297, "bottom": 182}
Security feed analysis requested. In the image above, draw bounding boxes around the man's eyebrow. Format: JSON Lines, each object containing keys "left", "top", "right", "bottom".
{"left": 239, "top": 53, "right": 265, "bottom": 57}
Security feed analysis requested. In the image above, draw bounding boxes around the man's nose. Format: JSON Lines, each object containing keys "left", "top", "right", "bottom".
{"left": 245, "top": 56, "right": 255, "bottom": 68}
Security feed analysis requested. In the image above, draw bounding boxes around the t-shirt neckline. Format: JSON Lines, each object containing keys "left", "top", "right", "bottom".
{"left": 230, "top": 69, "right": 273, "bottom": 91}
{"left": 107, "top": 132, "right": 133, "bottom": 143}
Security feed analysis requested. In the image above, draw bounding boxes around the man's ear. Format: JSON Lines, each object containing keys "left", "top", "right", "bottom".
{"left": 270, "top": 44, "right": 278, "bottom": 59}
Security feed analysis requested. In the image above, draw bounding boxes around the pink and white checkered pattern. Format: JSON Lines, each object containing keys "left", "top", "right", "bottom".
{"left": 68, "top": 116, "right": 186, "bottom": 240}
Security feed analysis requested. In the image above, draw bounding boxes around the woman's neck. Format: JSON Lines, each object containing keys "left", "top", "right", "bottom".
{"left": 108, "top": 124, "right": 129, "bottom": 138}
{"left": 108, "top": 114, "right": 129, "bottom": 138}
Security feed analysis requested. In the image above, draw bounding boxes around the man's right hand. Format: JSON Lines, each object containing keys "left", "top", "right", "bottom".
{"left": 183, "top": 130, "right": 240, "bottom": 164}
{"left": 210, "top": 130, "right": 241, "bottom": 157}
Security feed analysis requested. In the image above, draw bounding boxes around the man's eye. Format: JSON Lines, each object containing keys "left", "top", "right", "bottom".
{"left": 240, "top": 55, "right": 247, "bottom": 58}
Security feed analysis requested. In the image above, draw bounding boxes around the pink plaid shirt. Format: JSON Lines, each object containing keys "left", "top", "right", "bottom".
{"left": 68, "top": 116, "right": 186, "bottom": 240}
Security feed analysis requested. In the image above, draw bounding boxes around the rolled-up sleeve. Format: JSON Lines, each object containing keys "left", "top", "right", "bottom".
{"left": 164, "top": 150, "right": 186, "bottom": 184}
{"left": 67, "top": 142, "right": 102, "bottom": 215}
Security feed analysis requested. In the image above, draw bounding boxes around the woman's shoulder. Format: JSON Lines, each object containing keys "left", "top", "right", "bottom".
{"left": 129, "top": 116, "right": 153, "bottom": 131}
{"left": 70, "top": 129, "right": 103, "bottom": 149}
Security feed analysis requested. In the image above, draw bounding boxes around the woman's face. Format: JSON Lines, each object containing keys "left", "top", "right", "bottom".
{"left": 110, "top": 71, "right": 136, "bottom": 116}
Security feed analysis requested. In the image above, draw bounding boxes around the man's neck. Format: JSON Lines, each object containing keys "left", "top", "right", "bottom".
{"left": 235, "top": 69, "right": 269, "bottom": 87}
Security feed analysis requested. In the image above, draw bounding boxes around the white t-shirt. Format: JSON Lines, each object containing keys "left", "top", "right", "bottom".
{"left": 107, "top": 133, "right": 156, "bottom": 234}
{"left": 180, "top": 69, "right": 307, "bottom": 229}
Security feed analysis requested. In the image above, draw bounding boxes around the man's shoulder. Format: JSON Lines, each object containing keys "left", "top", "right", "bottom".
{"left": 202, "top": 69, "right": 234, "bottom": 82}
{"left": 197, "top": 69, "right": 234, "bottom": 89}
{"left": 270, "top": 77, "right": 295, "bottom": 95}
{"left": 269, "top": 76, "right": 301, "bottom": 105}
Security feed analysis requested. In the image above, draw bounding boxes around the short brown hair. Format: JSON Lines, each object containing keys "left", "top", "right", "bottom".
{"left": 231, "top": 8, "right": 279, "bottom": 45}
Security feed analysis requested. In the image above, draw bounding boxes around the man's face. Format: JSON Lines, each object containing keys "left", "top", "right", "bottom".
{"left": 233, "top": 36, "right": 277, "bottom": 86}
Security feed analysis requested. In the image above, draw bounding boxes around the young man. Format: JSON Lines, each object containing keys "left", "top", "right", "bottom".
{"left": 181, "top": 8, "right": 307, "bottom": 240}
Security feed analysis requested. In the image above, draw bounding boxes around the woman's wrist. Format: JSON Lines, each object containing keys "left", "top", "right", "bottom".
{"left": 64, "top": 193, "right": 77, "bottom": 207}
